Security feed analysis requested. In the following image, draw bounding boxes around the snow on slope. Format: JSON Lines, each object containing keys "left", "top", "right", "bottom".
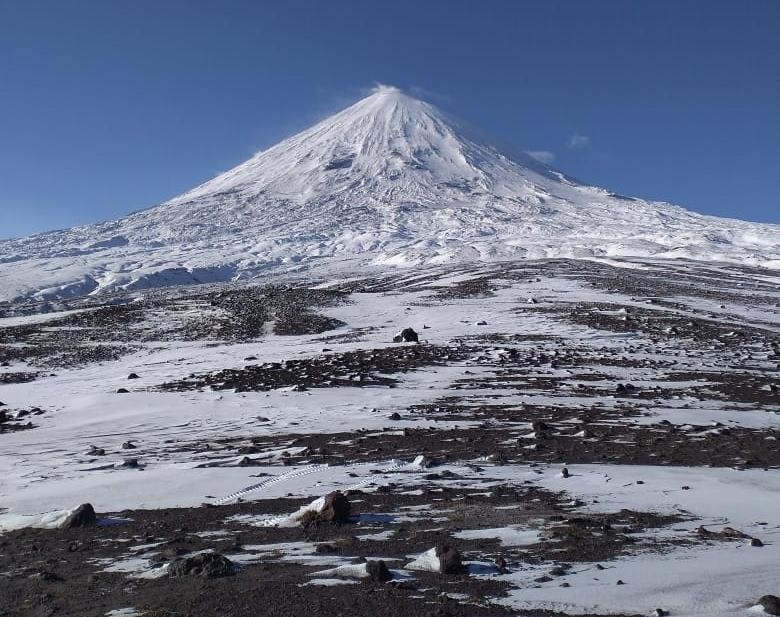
{"left": 1, "top": 85, "right": 778, "bottom": 302}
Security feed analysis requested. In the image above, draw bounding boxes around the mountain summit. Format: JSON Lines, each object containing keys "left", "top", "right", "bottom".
{"left": 1, "top": 85, "right": 778, "bottom": 301}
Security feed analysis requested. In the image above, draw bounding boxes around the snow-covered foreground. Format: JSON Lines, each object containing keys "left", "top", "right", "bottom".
{"left": 0, "top": 259, "right": 778, "bottom": 617}
{"left": 519, "top": 464, "right": 780, "bottom": 616}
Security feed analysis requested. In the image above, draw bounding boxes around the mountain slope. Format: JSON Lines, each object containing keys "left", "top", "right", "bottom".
{"left": 1, "top": 85, "right": 778, "bottom": 302}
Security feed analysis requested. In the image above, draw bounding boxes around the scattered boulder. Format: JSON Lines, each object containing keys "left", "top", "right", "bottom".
{"left": 696, "top": 525, "right": 751, "bottom": 540}
{"left": 121, "top": 441, "right": 136, "bottom": 450}
{"left": 532, "top": 420, "right": 552, "bottom": 432}
{"left": 28, "top": 570, "right": 63, "bottom": 582}
{"left": 407, "top": 545, "right": 465, "bottom": 574}
{"left": 549, "top": 564, "right": 570, "bottom": 576}
{"left": 121, "top": 458, "right": 139, "bottom": 468}
{"left": 168, "top": 553, "right": 234, "bottom": 578}
{"left": 393, "top": 327, "right": 419, "bottom": 343}
{"left": 435, "top": 544, "right": 465, "bottom": 574}
{"left": 475, "top": 320, "right": 488, "bottom": 326}
{"left": 388, "top": 412, "right": 402, "bottom": 421}
{"left": 752, "top": 538, "right": 765, "bottom": 547}
{"left": 116, "top": 388, "right": 129, "bottom": 394}
{"left": 87, "top": 445, "right": 106, "bottom": 456}
{"left": 60, "top": 503, "right": 97, "bottom": 529}
{"left": 561, "top": 467, "right": 570, "bottom": 478}
{"left": 759, "top": 596, "right": 780, "bottom": 616}
{"left": 424, "top": 470, "right": 461, "bottom": 481}
{"left": 127, "top": 373, "right": 139, "bottom": 379}
{"left": 654, "top": 610, "right": 669, "bottom": 617}
{"left": 366, "top": 560, "right": 392, "bottom": 582}
{"left": 318, "top": 491, "right": 351, "bottom": 524}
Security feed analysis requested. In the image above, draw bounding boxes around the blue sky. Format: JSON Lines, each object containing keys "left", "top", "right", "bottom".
{"left": 0, "top": 0, "right": 778, "bottom": 239}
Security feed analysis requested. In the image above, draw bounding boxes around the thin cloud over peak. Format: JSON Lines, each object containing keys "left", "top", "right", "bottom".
{"left": 524, "top": 150, "right": 556, "bottom": 164}
{"left": 568, "top": 133, "right": 591, "bottom": 150}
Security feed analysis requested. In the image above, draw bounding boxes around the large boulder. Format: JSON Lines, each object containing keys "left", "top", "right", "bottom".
{"left": 366, "top": 560, "right": 392, "bottom": 582}
{"left": 435, "top": 544, "right": 465, "bottom": 574}
{"left": 60, "top": 503, "right": 97, "bottom": 529}
{"left": 760, "top": 595, "right": 780, "bottom": 616}
{"left": 168, "top": 553, "right": 235, "bottom": 578}
{"left": 393, "top": 327, "right": 419, "bottom": 343}
{"left": 319, "top": 491, "right": 351, "bottom": 524}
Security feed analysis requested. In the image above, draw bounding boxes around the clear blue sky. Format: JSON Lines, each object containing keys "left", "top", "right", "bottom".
{"left": 1, "top": 0, "right": 778, "bottom": 239}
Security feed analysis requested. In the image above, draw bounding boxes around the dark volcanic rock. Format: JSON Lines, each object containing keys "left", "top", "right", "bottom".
{"left": 168, "top": 552, "right": 235, "bottom": 578}
{"left": 366, "top": 559, "right": 392, "bottom": 582}
{"left": 60, "top": 503, "right": 96, "bottom": 529}
{"left": 393, "top": 327, "right": 419, "bottom": 343}
{"left": 28, "top": 570, "right": 64, "bottom": 582}
{"left": 319, "top": 491, "right": 351, "bottom": 524}
{"left": 435, "top": 544, "right": 465, "bottom": 575}
{"left": 760, "top": 595, "right": 780, "bottom": 615}
{"left": 696, "top": 525, "right": 751, "bottom": 540}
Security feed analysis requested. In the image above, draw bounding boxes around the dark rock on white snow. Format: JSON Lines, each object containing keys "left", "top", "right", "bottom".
{"left": 393, "top": 327, "right": 419, "bottom": 343}
{"left": 60, "top": 503, "right": 97, "bottom": 529}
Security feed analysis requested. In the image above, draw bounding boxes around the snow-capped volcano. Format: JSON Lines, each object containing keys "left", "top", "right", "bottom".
{"left": 1, "top": 85, "right": 778, "bottom": 301}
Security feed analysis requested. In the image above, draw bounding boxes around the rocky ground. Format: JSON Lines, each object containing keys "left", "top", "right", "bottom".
{"left": 0, "top": 258, "right": 778, "bottom": 617}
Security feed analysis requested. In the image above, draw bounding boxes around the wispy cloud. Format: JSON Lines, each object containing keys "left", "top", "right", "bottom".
{"left": 369, "top": 83, "right": 401, "bottom": 95}
{"left": 568, "top": 133, "right": 591, "bottom": 150}
{"left": 524, "top": 150, "right": 556, "bottom": 164}
{"left": 408, "top": 85, "right": 452, "bottom": 104}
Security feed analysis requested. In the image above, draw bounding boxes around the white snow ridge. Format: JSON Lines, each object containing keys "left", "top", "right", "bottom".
{"left": 1, "top": 84, "right": 778, "bottom": 302}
